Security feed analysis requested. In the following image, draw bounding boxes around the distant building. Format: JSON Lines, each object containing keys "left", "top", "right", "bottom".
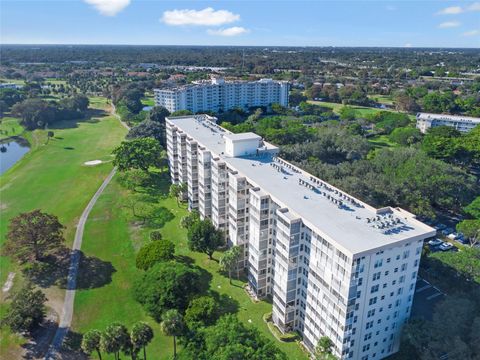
{"left": 154, "top": 78, "right": 289, "bottom": 113}
{"left": 416, "top": 112, "right": 480, "bottom": 133}
{"left": 0, "top": 83, "right": 23, "bottom": 90}
{"left": 166, "top": 114, "right": 435, "bottom": 360}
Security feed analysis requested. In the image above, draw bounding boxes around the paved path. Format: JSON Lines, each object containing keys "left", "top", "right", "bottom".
{"left": 45, "top": 104, "right": 129, "bottom": 359}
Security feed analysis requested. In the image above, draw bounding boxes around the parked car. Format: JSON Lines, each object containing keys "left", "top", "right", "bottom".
{"left": 441, "top": 228, "right": 454, "bottom": 236}
{"left": 439, "top": 242, "right": 454, "bottom": 251}
{"left": 428, "top": 239, "right": 443, "bottom": 247}
{"left": 434, "top": 223, "right": 447, "bottom": 231}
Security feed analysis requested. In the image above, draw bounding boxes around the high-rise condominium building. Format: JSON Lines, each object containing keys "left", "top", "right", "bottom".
{"left": 154, "top": 78, "right": 289, "bottom": 113}
{"left": 416, "top": 112, "right": 480, "bottom": 133}
{"left": 166, "top": 115, "right": 435, "bottom": 360}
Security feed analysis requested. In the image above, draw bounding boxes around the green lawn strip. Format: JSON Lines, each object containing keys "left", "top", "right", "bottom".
{"left": 0, "top": 113, "right": 127, "bottom": 283}
{"left": 308, "top": 100, "right": 416, "bottom": 121}
{"left": 0, "top": 109, "right": 127, "bottom": 355}
{"left": 367, "top": 134, "right": 399, "bottom": 149}
{"left": 141, "top": 97, "right": 155, "bottom": 107}
{"left": 74, "top": 174, "right": 308, "bottom": 359}
{"left": 0, "top": 117, "right": 24, "bottom": 140}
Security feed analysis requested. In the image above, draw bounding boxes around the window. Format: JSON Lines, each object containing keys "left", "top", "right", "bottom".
{"left": 373, "top": 272, "right": 381, "bottom": 281}
{"left": 369, "top": 297, "right": 377, "bottom": 305}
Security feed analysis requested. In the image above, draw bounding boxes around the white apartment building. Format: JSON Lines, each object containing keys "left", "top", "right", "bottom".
{"left": 166, "top": 115, "right": 436, "bottom": 360}
{"left": 416, "top": 112, "right": 480, "bottom": 133}
{"left": 155, "top": 78, "right": 289, "bottom": 113}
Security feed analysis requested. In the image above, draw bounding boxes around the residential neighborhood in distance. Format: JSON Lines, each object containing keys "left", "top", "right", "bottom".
{"left": 0, "top": 1, "right": 479, "bottom": 360}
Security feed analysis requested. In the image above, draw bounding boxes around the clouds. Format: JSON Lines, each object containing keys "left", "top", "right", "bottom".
{"left": 438, "top": 21, "right": 461, "bottom": 28}
{"left": 436, "top": 2, "right": 480, "bottom": 15}
{"left": 84, "top": 0, "right": 130, "bottom": 16}
{"left": 162, "top": 7, "right": 240, "bottom": 26}
{"left": 207, "top": 27, "right": 249, "bottom": 36}
{"left": 463, "top": 29, "right": 480, "bottom": 36}
{"left": 161, "top": 7, "right": 249, "bottom": 37}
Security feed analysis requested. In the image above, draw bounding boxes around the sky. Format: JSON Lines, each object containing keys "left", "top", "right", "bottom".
{"left": 1, "top": 0, "right": 479, "bottom": 48}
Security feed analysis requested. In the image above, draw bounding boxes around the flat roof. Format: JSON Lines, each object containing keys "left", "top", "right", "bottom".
{"left": 417, "top": 112, "right": 480, "bottom": 123}
{"left": 167, "top": 115, "right": 436, "bottom": 256}
{"left": 224, "top": 132, "right": 261, "bottom": 142}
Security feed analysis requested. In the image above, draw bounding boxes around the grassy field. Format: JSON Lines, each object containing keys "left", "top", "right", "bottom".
{"left": 0, "top": 99, "right": 127, "bottom": 356}
{"left": 73, "top": 172, "right": 309, "bottom": 360}
{"left": 141, "top": 96, "right": 155, "bottom": 107}
{"left": 0, "top": 117, "right": 24, "bottom": 141}
{"left": 367, "top": 134, "right": 398, "bottom": 149}
{"left": 308, "top": 100, "right": 416, "bottom": 121}
{"left": 368, "top": 94, "right": 394, "bottom": 105}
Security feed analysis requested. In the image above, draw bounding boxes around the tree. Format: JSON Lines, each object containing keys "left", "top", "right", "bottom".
{"left": 161, "top": 309, "right": 185, "bottom": 359}
{"left": 11, "top": 98, "right": 57, "bottom": 130}
{"left": 133, "top": 262, "right": 201, "bottom": 322}
{"left": 148, "top": 106, "right": 170, "bottom": 123}
{"left": 187, "top": 219, "right": 224, "bottom": 260}
{"left": 432, "top": 247, "right": 480, "bottom": 282}
{"left": 170, "top": 110, "right": 193, "bottom": 117}
{"left": 180, "top": 210, "right": 200, "bottom": 229}
{"left": 131, "top": 322, "right": 154, "bottom": 360}
{"left": 136, "top": 240, "right": 175, "bottom": 270}
{"left": 81, "top": 329, "right": 103, "bottom": 360}
{"left": 169, "top": 184, "right": 181, "bottom": 206}
{"left": 289, "top": 90, "right": 307, "bottom": 107}
{"left": 3, "top": 210, "right": 65, "bottom": 263}
{"left": 127, "top": 120, "right": 166, "bottom": 147}
{"left": 46, "top": 130, "right": 54, "bottom": 144}
{"left": 101, "top": 322, "right": 130, "bottom": 360}
{"left": 184, "top": 296, "right": 219, "bottom": 329}
{"left": 219, "top": 246, "right": 241, "bottom": 284}
{"left": 149, "top": 230, "right": 163, "bottom": 241}
{"left": 338, "top": 106, "right": 357, "bottom": 121}
{"left": 182, "top": 314, "right": 286, "bottom": 359}
{"left": 389, "top": 127, "right": 422, "bottom": 146}
{"left": 113, "top": 138, "right": 163, "bottom": 172}
{"left": 1, "top": 282, "right": 47, "bottom": 334}
{"left": 315, "top": 336, "right": 337, "bottom": 360}
{"left": 464, "top": 196, "right": 480, "bottom": 219}
{"left": 456, "top": 220, "right": 480, "bottom": 247}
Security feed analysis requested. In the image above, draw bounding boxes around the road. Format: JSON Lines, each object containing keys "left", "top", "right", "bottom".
{"left": 45, "top": 104, "right": 129, "bottom": 359}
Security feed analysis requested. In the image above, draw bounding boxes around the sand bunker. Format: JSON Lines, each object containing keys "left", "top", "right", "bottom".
{"left": 84, "top": 160, "right": 102, "bottom": 166}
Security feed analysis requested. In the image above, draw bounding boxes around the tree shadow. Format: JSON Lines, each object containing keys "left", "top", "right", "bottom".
{"left": 211, "top": 291, "right": 240, "bottom": 316}
{"left": 176, "top": 255, "right": 195, "bottom": 266}
{"left": 21, "top": 311, "right": 57, "bottom": 359}
{"left": 145, "top": 206, "right": 175, "bottom": 228}
{"left": 23, "top": 248, "right": 116, "bottom": 290}
{"left": 48, "top": 109, "right": 107, "bottom": 130}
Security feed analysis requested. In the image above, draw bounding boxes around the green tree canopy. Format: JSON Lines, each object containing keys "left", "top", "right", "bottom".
{"left": 100, "top": 322, "right": 130, "bottom": 360}
{"left": 136, "top": 239, "right": 175, "bottom": 270}
{"left": 184, "top": 296, "right": 219, "bottom": 329}
{"left": 131, "top": 321, "right": 154, "bottom": 360}
{"left": 161, "top": 309, "right": 185, "bottom": 359}
{"left": 113, "top": 137, "right": 163, "bottom": 172}
{"left": 133, "top": 261, "right": 201, "bottom": 322}
{"left": 81, "top": 329, "right": 103, "bottom": 360}
{"left": 1, "top": 282, "right": 47, "bottom": 334}
{"left": 187, "top": 219, "right": 224, "bottom": 260}
{"left": 3, "top": 209, "right": 65, "bottom": 263}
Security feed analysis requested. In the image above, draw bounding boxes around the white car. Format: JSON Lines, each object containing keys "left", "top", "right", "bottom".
{"left": 439, "top": 242, "right": 454, "bottom": 251}
{"left": 428, "top": 239, "right": 443, "bottom": 247}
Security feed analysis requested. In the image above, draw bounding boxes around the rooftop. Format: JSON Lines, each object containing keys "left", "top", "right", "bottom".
{"left": 167, "top": 115, "right": 435, "bottom": 256}
{"left": 417, "top": 112, "right": 480, "bottom": 123}
{"left": 224, "top": 132, "right": 261, "bottom": 142}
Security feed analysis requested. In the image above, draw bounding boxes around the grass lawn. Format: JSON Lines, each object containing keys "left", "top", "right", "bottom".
{"left": 141, "top": 97, "right": 155, "bottom": 107}
{"left": 0, "top": 117, "right": 24, "bottom": 141}
{"left": 0, "top": 78, "right": 25, "bottom": 85}
{"left": 368, "top": 94, "right": 394, "bottom": 105}
{"left": 308, "top": 100, "right": 416, "bottom": 121}
{"left": 73, "top": 172, "right": 309, "bottom": 360}
{"left": 0, "top": 101, "right": 127, "bottom": 355}
{"left": 367, "top": 134, "right": 398, "bottom": 149}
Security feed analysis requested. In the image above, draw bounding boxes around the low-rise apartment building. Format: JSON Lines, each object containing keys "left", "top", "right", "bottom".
{"left": 416, "top": 112, "right": 480, "bottom": 133}
{"left": 155, "top": 77, "right": 289, "bottom": 113}
{"left": 166, "top": 114, "right": 436, "bottom": 360}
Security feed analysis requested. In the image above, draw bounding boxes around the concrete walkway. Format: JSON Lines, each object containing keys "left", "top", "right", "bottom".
{"left": 45, "top": 104, "right": 129, "bottom": 359}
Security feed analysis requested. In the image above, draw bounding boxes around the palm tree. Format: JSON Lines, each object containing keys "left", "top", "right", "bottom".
{"left": 160, "top": 310, "right": 185, "bottom": 359}
{"left": 81, "top": 329, "right": 102, "bottom": 360}
{"left": 130, "top": 322, "right": 154, "bottom": 360}
{"left": 100, "top": 322, "right": 129, "bottom": 360}
{"left": 219, "top": 246, "right": 241, "bottom": 284}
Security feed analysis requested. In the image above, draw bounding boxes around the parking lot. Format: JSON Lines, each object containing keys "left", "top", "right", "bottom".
{"left": 411, "top": 278, "right": 445, "bottom": 321}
